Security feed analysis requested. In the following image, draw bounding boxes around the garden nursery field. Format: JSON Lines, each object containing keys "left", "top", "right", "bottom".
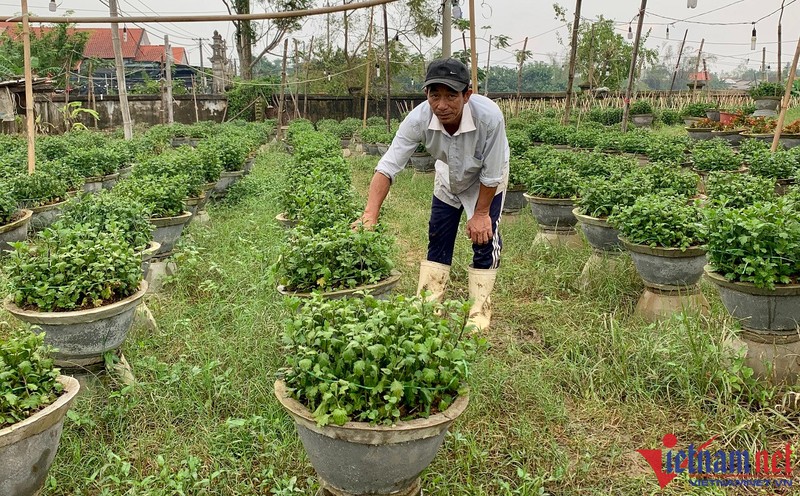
{"left": 3, "top": 106, "right": 800, "bottom": 496}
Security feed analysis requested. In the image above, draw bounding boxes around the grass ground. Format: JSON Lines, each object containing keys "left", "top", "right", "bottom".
{"left": 5, "top": 144, "right": 800, "bottom": 495}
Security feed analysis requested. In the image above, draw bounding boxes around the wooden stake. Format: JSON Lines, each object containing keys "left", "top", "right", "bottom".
{"left": 586, "top": 23, "right": 595, "bottom": 88}
{"left": 362, "top": 7, "right": 374, "bottom": 127}
{"left": 293, "top": 38, "right": 301, "bottom": 118}
{"left": 165, "top": 35, "right": 174, "bottom": 124}
{"left": 20, "top": 0, "right": 35, "bottom": 174}
{"left": 771, "top": 36, "right": 800, "bottom": 152}
{"left": 468, "top": 0, "right": 478, "bottom": 91}
{"left": 691, "top": 38, "right": 704, "bottom": 96}
{"left": 621, "top": 0, "right": 647, "bottom": 133}
{"left": 515, "top": 37, "right": 528, "bottom": 117}
{"left": 669, "top": 30, "right": 687, "bottom": 93}
{"left": 109, "top": 0, "right": 133, "bottom": 139}
{"left": 191, "top": 75, "right": 199, "bottom": 122}
{"left": 382, "top": 4, "right": 391, "bottom": 131}
{"left": 778, "top": 0, "right": 785, "bottom": 82}
{"left": 562, "top": 0, "right": 582, "bottom": 125}
{"left": 277, "top": 38, "right": 289, "bottom": 139}
{"left": 303, "top": 36, "right": 314, "bottom": 118}
{"left": 483, "top": 34, "right": 492, "bottom": 95}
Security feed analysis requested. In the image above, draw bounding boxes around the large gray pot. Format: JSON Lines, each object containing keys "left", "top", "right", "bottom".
{"left": 376, "top": 143, "right": 390, "bottom": 155}
{"left": 277, "top": 271, "right": 402, "bottom": 300}
{"left": 213, "top": 170, "right": 245, "bottom": 198}
{"left": 0, "top": 375, "right": 79, "bottom": 496}
{"left": 686, "top": 128, "right": 714, "bottom": 141}
{"left": 524, "top": 193, "right": 577, "bottom": 230}
{"left": 243, "top": 155, "right": 256, "bottom": 175}
{"left": 410, "top": 153, "right": 435, "bottom": 173}
{"left": 752, "top": 97, "right": 781, "bottom": 117}
{"left": 275, "top": 379, "right": 468, "bottom": 496}
{"left": 0, "top": 209, "right": 32, "bottom": 253}
{"left": 573, "top": 209, "right": 622, "bottom": 252}
{"left": 29, "top": 199, "right": 68, "bottom": 232}
{"left": 705, "top": 267, "right": 800, "bottom": 332}
{"left": 137, "top": 241, "right": 161, "bottom": 280}
{"left": 780, "top": 134, "right": 800, "bottom": 149}
{"left": 502, "top": 185, "right": 527, "bottom": 214}
{"left": 366, "top": 143, "right": 379, "bottom": 156}
{"left": 102, "top": 172, "right": 120, "bottom": 190}
{"left": 151, "top": 211, "right": 192, "bottom": 257}
{"left": 631, "top": 114, "right": 654, "bottom": 128}
{"left": 3, "top": 281, "right": 148, "bottom": 368}
{"left": 83, "top": 176, "right": 103, "bottom": 193}
{"left": 184, "top": 194, "right": 206, "bottom": 225}
{"left": 622, "top": 239, "right": 707, "bottom": 289}
{"left": 711, "top": 130, "right": 745, "bottom": 146}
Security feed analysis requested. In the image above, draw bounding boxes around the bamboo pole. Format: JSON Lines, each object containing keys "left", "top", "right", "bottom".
{"left": 303, "top": 36, "right": 313, "bottom": 118}
{"left": 621, "top": 0, "right": 647, "bottom": 133}
{"left": 669, "top": 29, "right": 688, "bottom": 95}
{"left": 562, "top": 0, "right": 582, "bottom": 125}
{"left": 165, "top": 35, "right": 174, "bottom": 124}
{"left": 483, "top": 34, "right": 492, "bottom": 95}
{"left": 468, "top": 0, "right": 478, "bottom": 91}
{"left": 277, "top": 38, "right": 288, "bottom": 139}
{"left": 691, "top": 38, "right": 704, "bottom": 95}
{"left": 11, "top": 0, "right": 398, "bottom": 24}
{"left": 20, "top": 0, "right": 35, "bottom": 174}
{"left": 382, "top": 4, "right": 390, "bottom": 131}
{"left": 515, "top": 37, "right": 528, "bottom": 117}
{"left": 771, "top": 36, "right": 800, "bottom": 152}
{"left": 362, "top": 7, "right": 374, "bottom": 127}
{"left": 109, "top": 0, "right": 133, "bottom": 139}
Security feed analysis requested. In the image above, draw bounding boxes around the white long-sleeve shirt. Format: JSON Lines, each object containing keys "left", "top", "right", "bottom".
{"left": 375, "top": 94, "right": 510, "bottom": 217}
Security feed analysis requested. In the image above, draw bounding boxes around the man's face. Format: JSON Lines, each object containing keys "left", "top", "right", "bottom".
{"left": 425, "top": 84, "right": 472, "bottom": 127}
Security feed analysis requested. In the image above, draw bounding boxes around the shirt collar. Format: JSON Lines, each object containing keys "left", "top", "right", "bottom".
{"left": 428, "top": 101, "right": 477, "bottom": 136}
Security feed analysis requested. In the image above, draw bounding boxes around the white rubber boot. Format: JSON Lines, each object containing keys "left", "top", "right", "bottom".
{"left": 467, "top": 266, "right": 498, "bottom": 331}
{"left": 416, "top": 260, "right": 451, "bottom": 303}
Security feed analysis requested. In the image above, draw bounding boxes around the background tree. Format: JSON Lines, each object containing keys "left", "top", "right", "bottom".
{"left": 553, "top": 6, "right": 657, "bottom": 90}
{"left": 222, "top": 0, "right": 312, "bottom": 80}
{"left": 0, "top": 22, "right": 88, "bottom": 89}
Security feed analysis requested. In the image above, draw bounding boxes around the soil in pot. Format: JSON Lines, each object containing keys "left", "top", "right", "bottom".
{"left": 0, "top": 375, "right": 80, "bottom": 496}
{"left": 0, "top": 209, "right": 32, "bottom": 254}
{"left": 3, "top": 281, "right": 149, "bottom": 368}
{"left": 275, "top": 379, "right": 468, "bottom": 496}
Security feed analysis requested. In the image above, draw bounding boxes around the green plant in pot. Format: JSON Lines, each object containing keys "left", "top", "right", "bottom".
{"left": 281, "top": 165, "right": 361, "bottom": 232}
{"left": 524, "top": 158, "right": 581, "bottom": 245}
{"left": 3, "top": 224, "right": 147, "bottom": 368}
{"left": 746, "top": 149, "right": 797, "bottom": 194}
{"left": 58, "top": 191, "right": 157, "bottom": 277}
{"left": 8, "top": 165, "right": 75, "bottom": 232}
{"left": 0, "top": 328, "right": 80, "bottom": 496}
{"left": 275, "top": 293, "right": 481, "bottom": 496}
{"left": 704, "top": 172, "right": 775, "bottom": 209}
{"left": 703, "top": 198, "right": 800, "bottom": 384}
{"left": 643, "top": 162, "right": 699, "bottom": 198}
{"left": 503, "top": 156, "right": 530, "bottom": 214}
{"left": 690, "top": 139, "right": 744, "bottom": 190}
{"left": 739, "top": 138, "right": 771, "bottom": 163}
{"left": 630, "top": 100, "right": 655, "bottom": 128}
{"left": 749, "top": 81, "right": 784, "bottom": 117}
{"left": 276, "top": 224, "right": 399, "bottom": 298}
{"left": 609, "top": 194, "right": 709, "bottom": 321}
{"left": 574, "top": 170, "right": 651, "bottom": 253}
{"left": 113, "top": 174, "right": 191, "bottom": 257}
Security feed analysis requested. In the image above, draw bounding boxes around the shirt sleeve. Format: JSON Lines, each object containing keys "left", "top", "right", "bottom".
{"left": 375, "top": 113, "right": 424, "bottom": 183}
{"left": 479, "top": 121, "right": 510, "bottom": 188}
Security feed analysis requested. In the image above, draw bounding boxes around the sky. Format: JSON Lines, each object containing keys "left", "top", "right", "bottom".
{"left": 4, "top": 0, "right": 800, "bottom": 75}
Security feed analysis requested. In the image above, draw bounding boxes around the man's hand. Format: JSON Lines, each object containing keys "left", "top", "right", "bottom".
{"left": 351, "top": 212, "right": 378, "bottom": 230}
{"left": 466, "top": 213, "right": 492, "bottom": 245}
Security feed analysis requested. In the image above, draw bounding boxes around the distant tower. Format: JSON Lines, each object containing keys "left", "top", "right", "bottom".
{"left": 209, "top": 30, "right": 228, "bottom": 93}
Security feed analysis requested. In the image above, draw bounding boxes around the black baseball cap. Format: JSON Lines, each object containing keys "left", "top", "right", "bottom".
{"left": 423, "top": 58, "right": 470, "bottom": 92}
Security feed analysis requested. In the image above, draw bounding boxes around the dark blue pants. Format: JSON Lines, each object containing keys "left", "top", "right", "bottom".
{"left": 427, "top": 193, "right": 503, "bottom": 269}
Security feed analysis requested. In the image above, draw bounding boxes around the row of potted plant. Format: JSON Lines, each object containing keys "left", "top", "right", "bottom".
{"left": 275, "top": 124, "right": 399, "bottom": 298}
